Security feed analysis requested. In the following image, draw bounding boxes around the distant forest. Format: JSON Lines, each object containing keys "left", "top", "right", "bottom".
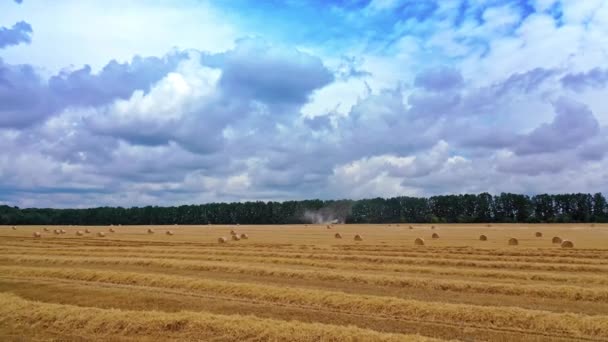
{"left": 1, "top": 193, "right": 607, "bottom": 225}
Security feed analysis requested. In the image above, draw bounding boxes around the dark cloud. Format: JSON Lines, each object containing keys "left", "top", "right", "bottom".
{"left": 49, "top": 53, "right": 187, "bottom": 107}
{"left": 514, "top": 97, "right": 599, "bottom": 155}
{"left": 496, "top": 152, "right": 569, "bottom": 176}
{"left": 0, "top": 21, "right": 32, "bottom": 49}
{"left": 304, "top": 115, "right": 332, "bottom": 131}
{"left": 414, "top": 67, "right": 463, "bottom": 91}
{"left": 0, "top": 60, "right": 54, "bottom": 128}
{"left": 211, "top": 39, "right": 333, "bottom": 107}
{"left": 494, "top": 68, "right": 556, "bottom": 96}
{"left": 561, "top": 68, "right": 608, "bottom": 92}
{"left": 0, "top": 53, "right": 187, "bottom": 128}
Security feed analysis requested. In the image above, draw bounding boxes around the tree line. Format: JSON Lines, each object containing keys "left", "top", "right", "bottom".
{"left": 1, "top": 192, "right": 606, "bottom": 226}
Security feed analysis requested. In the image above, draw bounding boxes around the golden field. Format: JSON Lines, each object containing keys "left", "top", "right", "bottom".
{"left": 0, "top": 223, "right": 607, "bottom": 341}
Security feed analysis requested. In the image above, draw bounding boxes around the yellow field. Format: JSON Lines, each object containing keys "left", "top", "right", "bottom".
{"left": 1, "top": 224, "right": 607, "bottom": 341}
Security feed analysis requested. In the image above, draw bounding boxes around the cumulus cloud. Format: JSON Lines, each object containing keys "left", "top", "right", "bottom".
{"left": 414, "top": 67, "right": 464, "bottom": 91}
{"left": 2, "top": 0, "right": 608, "bottom": 207}
{"left": 514, "top": 97, "right": 600, "bottom": 155}
{"left": 0, "top": 21, "right": 32, "bottom": 49}
{"left": 209, "top": 39, "right": 333, "bottom": 107}
{"left": 561, "top": 68, "right": 608, "bottom": 92}
{"left": 0, "top": 52, "right": 187, "bottom": 128}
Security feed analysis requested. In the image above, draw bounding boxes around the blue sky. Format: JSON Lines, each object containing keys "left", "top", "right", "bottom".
{"left": 1, "top": 0, "right": 608, "bottom": 208}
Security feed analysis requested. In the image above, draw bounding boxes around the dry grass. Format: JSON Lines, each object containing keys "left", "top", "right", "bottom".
{"left": 0, "top": 293, "right": 434, "bottom": 342}
{"left": 1, "top": 223, "right": 607, "bottom": 341}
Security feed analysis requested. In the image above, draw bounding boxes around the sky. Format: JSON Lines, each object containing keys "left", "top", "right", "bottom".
{"left": 1, "top": 0, "right": 608, "bottom": 208}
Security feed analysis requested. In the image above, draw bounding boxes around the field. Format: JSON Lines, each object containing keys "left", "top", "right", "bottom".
{"left": 1, "top": 223, "right": 607, "bottom": 341}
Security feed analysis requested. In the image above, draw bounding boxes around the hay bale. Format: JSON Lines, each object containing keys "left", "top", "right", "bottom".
{"left": 53, "top": 229, "right": 60, "bottom": 235}
{"left": 97, "top": 232, "right": 105, "bottom": 237}
{"left": 76, "top": 231, "right": 84, "bottom": 236}
{"left": 552, "top": 236, "right": 562, "bottom": 244}
{"left": 232, "top": 234, "right": 241, "bottom": 241}
{"left": 230, "top": 230, "right": 237, "bottom": 236}
{"left": 431, "top": 226, "right": 436, "bottom": 229}
{"left": 147, "top": 228, "right": 154, "bottom": 234}
{"left": 535, "top": 232, "right": 542, "bottom": 237}
{"left": 33, "top": 232, "right": 41, "bottom": 238}
{"left": 414, "top": 237, "right": 425, "bottom": 245}
{"left": 409, "top": 226, "right": 414, "bottom": 230}
{"left": 60, "top": 229, "right": 66, "bottom": 234}
{"left": 166, "top": 230, "right": 174, "bottom": 236}
{"left": 326, "top": 225, "right": 332, "bottom": 229}
{"left": 43, "top": 227, "right": 49, "bottom": 232}
{"left": 109, "top": 228, "right": 115, "bottom": 233}
{"left": 479, "top": 234, "right": 488, "bottom": 241}
{"left": 431, "top": 233, "right": 439, "bottom": 239}
{"left": 561, "top": 240, "right": 574, "bottom": 248}
{"left": 85, "top": 228, "right": 91, "bottom": 234}
{"left": 334, "top": 232, "right": 342, "bottom": 239}
{"left": 354, "top": 234, "right": 363, "bottom": 241}
{"left": 508, "top": 237, "right": 519, "bottom": 246}
{"left": 11, "top": 226, "right": 16, "bottom": 230}
{"left": 240, "top": 233, "right": 248, "bottom": 239}
{"left": 218, "top": 237, "right": 227, "bottom": 243}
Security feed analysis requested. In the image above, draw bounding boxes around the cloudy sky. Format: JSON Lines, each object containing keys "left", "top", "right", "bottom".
{"left": 1, "top": 0, "right": 607, "bottom": 208}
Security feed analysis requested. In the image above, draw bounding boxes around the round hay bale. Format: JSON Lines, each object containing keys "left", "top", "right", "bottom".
{"left": 334, "top": 233, "right": 342, "bottom": 239}
{"left": 53, "top": 229, "right": 60, "bottom": 235}
{"left": 326, "top": 225, "right": 332, "bottom": 229}
{"left": 508, "top": 237, "right": 519, "bottom": 246}
{"left": 535, "top": 232, "right": 542, "bottom": 237}
{"left": 354, "top": 234, "right": 363, "bottom": 241}
{"left": 479, "top": 234, "right": 488, "bottom": 241}
{"left": 414, "top": 237, "right": 425, "bottom": 246}
{"left": 147, "top": 228, "right": 154, "bottom": 234}
{"left": 85, "top": 228, "right": 91, "bottom": 234}
{"left": 409, "top": 226, "right": 414, "bottom": 230}
{"left": 552, "top": 236, "right": 562, "bottom": 244}
{"left": 11, "top": 226, "right": 16, "bottom": 230}
{"left": 33, "top": 232, "right": 41, "bottom": 238}
{"left": 486, "top": 224, "right": 492, "bottom": 227}
{"left": 60, "top": 229, "right": 66, "bottom": 234}
{"left": 97, "top": 232, "right": 106, "bottom": 237}
{"left": 230, "top": 230, "right": 237, "bottom": 236}
{"left": 431, "top": 226, "right": 436, "bottom": 230}
{"left": 166, "top": 230, "right": 174, "bottom": 236}
{"left": 431, "top": 233, "right": 439, "bottom": 239}
{"left": 232, "top": 234, "right": 241, "bottom": 241}
{"left": 109, "top": 228, "right": 115, "bottom": 233}
{"left": 561, "top": 240, "right": 574, "bottom": 248}
{"left": 218, "top": 237, "right": 228, "bottom": 243}
{"left": 43, "top": 227, "right": 49, "bottom": 232}
{"left": 76, "top": 231, "right": 84, "bottom": 236}
{"left": 240, "top": 233, "right": 248, "bottom": 239}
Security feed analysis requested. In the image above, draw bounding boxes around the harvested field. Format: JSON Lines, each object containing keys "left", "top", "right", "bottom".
{"left": 1, "top": 224, "right": 607, "bottom": 341}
